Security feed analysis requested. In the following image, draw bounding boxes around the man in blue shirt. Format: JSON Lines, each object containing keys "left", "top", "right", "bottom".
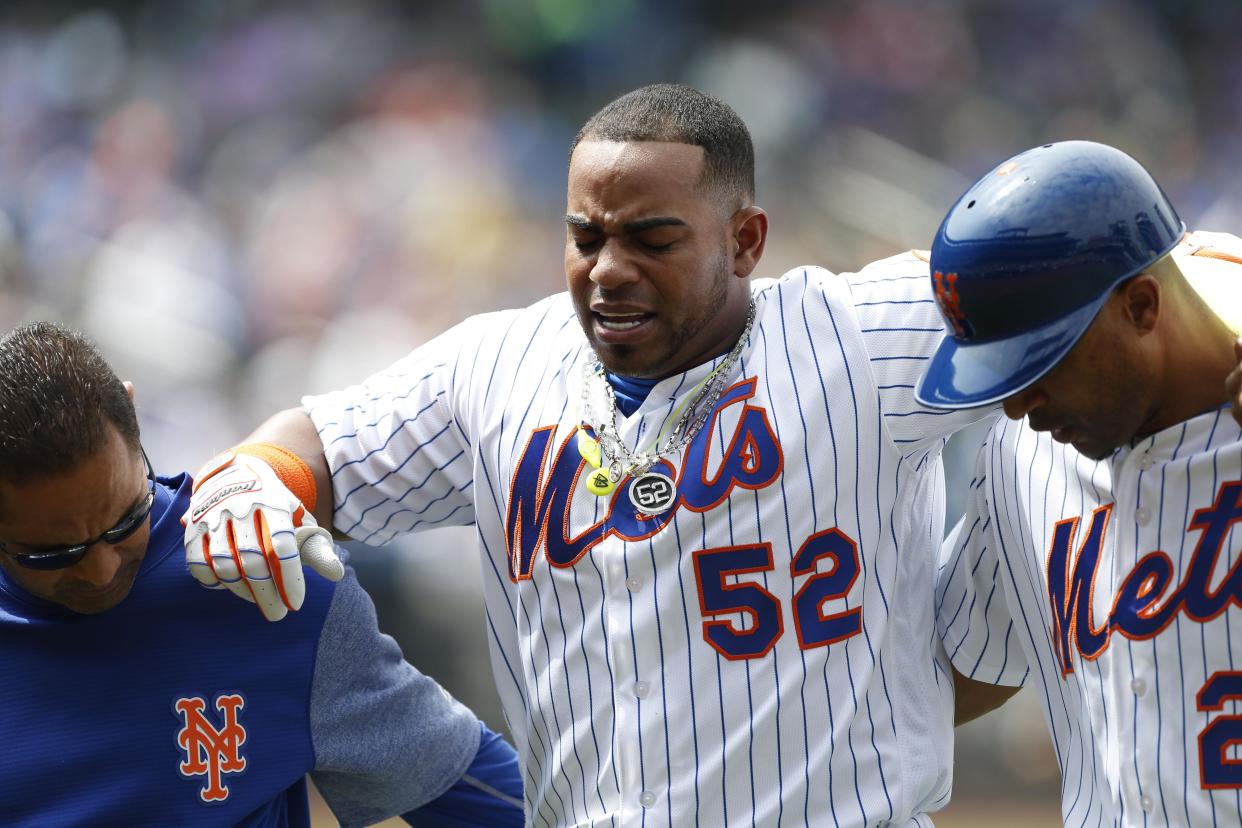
{"left": 0, "top": 321, "right": 523, "bottom": 827}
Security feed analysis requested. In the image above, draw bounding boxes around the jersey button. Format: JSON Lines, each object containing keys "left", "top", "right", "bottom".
{"left": 1135, "top": 506, "right": 1152, "bottom": 526}
{"left": 626, "top": 576, "right": 643, "bottom": 592}
{"left": 634, "top": 681, "right": 650, "bottom": 699}
{"left": 1130, "top": 677, "right": 1146, "bottom": 696}
{"left": 1138, "top": 454, "right": 1155, "bottom": 471}
{"left": 1140, "top": 795, "right": 1154, "bottom": 812}
{"left": 640, "top": 790, "right": 657, "bottom": 808}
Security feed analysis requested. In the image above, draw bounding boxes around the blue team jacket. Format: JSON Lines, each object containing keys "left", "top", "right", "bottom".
{"left": 0, "top": 474, "right": 489, "bottom": 827}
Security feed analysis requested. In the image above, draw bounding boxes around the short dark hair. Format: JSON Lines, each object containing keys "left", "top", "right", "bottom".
{"left": 0, "top": 322, "right": 140, "bottom": 483}
{"left": 571, "top": 83, "right": 755, "bottom": 207}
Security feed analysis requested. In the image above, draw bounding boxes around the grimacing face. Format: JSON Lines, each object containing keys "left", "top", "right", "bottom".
{"left": 0, "top": 424, "right": 151, "bottom": 614}
{"left": 1001, "top": 297, "right": 1158, "bottom": 460}
{"left": 565, "top": 140, "right": 754, "bottom": 379}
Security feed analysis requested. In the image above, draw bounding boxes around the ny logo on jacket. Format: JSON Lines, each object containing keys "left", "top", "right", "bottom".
{"left": 174, "top": 693, "right": 248, "bottom": 802}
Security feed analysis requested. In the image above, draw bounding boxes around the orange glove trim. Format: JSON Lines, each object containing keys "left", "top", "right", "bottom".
{"left": 232, "top": 443, "right": 319, "bottom": 514}
{"left": 254, "top": 510, "right": 294, "bottom": 613}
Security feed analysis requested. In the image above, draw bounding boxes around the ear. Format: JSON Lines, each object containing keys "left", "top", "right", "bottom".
{"left": 729, "top": 206, "right": 768, "bottom": 279}
{"left": 123, "top": 381, "right": 135, "bottom": 402}
{"left": 1119, "top": 273, "right": 1160, "bottom": 335}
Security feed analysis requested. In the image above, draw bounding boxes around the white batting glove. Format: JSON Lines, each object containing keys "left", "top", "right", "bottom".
{"left": 183, "top": 449, "right": 345, "bottom": 622}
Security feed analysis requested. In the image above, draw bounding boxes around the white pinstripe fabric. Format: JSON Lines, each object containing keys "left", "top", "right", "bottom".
{"left": 937, "top": 232, "right": 1242, "bottom": 827}
{"left": 306, "top": 255, "right": 994, "bottom": 826}
{"left": 940, "top": 413, "right": 1242, "bottom": 826}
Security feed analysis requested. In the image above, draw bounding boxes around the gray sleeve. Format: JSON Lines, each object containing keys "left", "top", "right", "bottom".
{"left": 308, "top": 562, "right": 482, "bottom": 828}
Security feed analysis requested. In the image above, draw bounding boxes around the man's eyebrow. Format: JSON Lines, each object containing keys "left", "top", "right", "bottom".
{"left": 565, "top": 215, "right": 688, "bottom": 233}
{"left": 565, "top": 215, "right": 598, "bottom": 232}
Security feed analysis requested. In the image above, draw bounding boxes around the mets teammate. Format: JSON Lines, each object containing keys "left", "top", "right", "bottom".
{"left": 183, "top": 84, "right": 998, "bottom": 826}
{"left": 0, "top": 322, "right": 524, "bottom": 827}
{"left": 922, "top": 141, "right": 1242, "bottom": 825}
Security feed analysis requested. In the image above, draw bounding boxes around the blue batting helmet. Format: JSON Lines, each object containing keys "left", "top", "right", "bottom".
{"left": 915, "top": 140, "right": 1184, "bottom": 409}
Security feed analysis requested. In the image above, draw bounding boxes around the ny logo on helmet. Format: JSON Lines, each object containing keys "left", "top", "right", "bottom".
{"left": 932, "top": 271, "right": 972, "bottom": 338}
{"left": 174, "top": 694, "right": 247, "bottom": 802}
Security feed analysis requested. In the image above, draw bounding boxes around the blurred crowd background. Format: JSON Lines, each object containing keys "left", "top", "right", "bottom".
{"left": 4, "top": 1, "right": 1241, "bottom": 824}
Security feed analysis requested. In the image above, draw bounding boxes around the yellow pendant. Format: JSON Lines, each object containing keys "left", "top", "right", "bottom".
{"left": 586, "top": 468, "right": 617, "bottom": 496}
{"left": 577, "top": 430, "right": 603, "bottom": 468}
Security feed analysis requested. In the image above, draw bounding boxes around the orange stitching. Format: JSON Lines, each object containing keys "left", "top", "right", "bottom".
{"left": 1191, "top": 248, "right": 1242, "bottom": 267}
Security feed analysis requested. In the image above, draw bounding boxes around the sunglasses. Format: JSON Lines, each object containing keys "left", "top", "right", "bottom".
{"left": 0, "top": 449, "right": 157, "bottom": 571}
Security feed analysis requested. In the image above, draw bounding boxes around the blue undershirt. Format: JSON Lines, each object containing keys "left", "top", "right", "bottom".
{"left": 605, "top": 373, "right": 659, "bottom": 417}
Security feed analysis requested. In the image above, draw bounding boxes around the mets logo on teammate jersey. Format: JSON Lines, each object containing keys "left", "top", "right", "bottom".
{"left": 174, "top": 694, "right": 247, "bottom": 802}
{"left": 1046, "top": 480, "right": 1242, "bottom": 675}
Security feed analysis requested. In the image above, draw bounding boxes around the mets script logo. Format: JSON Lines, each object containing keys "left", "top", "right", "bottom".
{"left": 932, "top": 270, "right": 971, "bottom": 338}
{"left": 174, "top": 694, "right": 247, "bottom": 802}
{"left": 1047, "top": 481, "right": 1242, "bottom": 675}
{"left": 505, "top": 376, "right": 783, "bottom": 580}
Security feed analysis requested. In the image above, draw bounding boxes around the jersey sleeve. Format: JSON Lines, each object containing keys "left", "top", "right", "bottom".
{"left": 840, "top": 251, "right": 1000, "bottom": 458}
{"left": 303, "top": 315, "right": 492, "bottom": 545}
{"left": 399, "top": 723, "right": 525, "bottom": 826}
{"left": 935, "top": 439, "right": 1028, "bottom": 687}
{"left": 307, "top": 560, "right": 485, "bottom": 827}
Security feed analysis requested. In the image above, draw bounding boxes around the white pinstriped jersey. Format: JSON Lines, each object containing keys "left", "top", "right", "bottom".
{"left": 937, "top": 232, "right": 1242, "bottom": 827}
{"left": 305, "top": 254, "right": 993, "bottom": 827}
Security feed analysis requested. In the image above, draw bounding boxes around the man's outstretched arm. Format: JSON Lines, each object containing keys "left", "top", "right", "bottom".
{"left": 243, "top": 407, "right": 336, "bottom": 530}
{"left": 184, "top": 315, "right": 483, "bottom": 621}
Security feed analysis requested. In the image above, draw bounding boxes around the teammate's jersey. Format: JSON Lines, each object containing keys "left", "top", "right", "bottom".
{"left": 937, "top": 231, "right": 1242, "bottom": 827}
{"left": 305, "top": 256, "right": 994, "bottom": 827}
{"left": 0, "top": 474, "right": 482, "bottom": 827}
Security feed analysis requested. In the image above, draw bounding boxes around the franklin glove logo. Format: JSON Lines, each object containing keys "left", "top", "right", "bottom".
{"left": 174, "top": 694, "right": 247, "bottom": 802}
{"left": 189, "top": 479, "right": 259, "bottom": 524}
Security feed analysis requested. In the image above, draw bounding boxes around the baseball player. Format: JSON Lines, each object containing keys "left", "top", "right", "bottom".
{"left": 0, "top": 322, "right": 524, "bottom": 826}
{"left": 922, "top": 140, "right": 1242, "bottom": 824}
{"left": 182, "top": 83, "right": 999, "bottom": 826}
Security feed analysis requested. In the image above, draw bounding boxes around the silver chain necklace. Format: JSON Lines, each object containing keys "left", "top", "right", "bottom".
{"left": 578, "top": 299, "right": 756, "bottom": 513}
